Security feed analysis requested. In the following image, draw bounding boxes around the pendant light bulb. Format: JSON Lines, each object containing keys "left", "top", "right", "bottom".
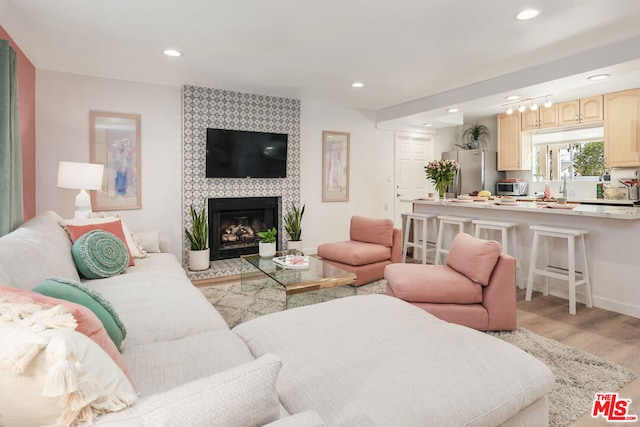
{"left": 506, "top": 108, "right": 513, "bottom": 115}
{"left": 530, "top": 102, "right": 538, "bottom": 111}
{"left": 518, "top": 105, "right": 526, "bottom": 113}
{"left": 544, "top": 97, "right": 552, "bottom": 108}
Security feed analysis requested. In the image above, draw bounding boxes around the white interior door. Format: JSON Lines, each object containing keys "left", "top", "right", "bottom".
{"left": 394, "top": 132, "right": 436, "bottom": 227}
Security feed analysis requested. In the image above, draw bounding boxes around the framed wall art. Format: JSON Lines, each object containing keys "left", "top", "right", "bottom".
{"left": 90, "top": 111, "right": 141, "bottom": 211}
{"left": 322, "top": 131, "right": 350, "bottom": 202}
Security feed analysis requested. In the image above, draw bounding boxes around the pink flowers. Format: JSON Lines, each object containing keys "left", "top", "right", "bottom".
{"left": 424, "top": 159, "right": 459, "bottom": 182}
{"left": 424, "top": 159, "right": 459, "bottom": 197}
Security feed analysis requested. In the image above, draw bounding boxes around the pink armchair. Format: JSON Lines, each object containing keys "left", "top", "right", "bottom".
{"left": 317, "top": 216, "right": 402, "bottom": 286}
{"left": 384, "top": 232, "right": 516, "bottom": 331}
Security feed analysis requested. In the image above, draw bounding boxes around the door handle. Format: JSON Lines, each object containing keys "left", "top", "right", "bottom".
{"left": 397, "top": 193, "right": 403, "bottom": 198}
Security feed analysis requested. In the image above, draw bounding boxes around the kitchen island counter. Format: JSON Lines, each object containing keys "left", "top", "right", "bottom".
{"left": 413, "top": 199, "right": 640, "bottom": 220}
{"left": 412, "top": 198, "right": 640, "bottom": 319}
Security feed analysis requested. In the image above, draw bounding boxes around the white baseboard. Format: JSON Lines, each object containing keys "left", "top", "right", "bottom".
{"left": 526, "top": 283, "right": 640, "bottom": 319}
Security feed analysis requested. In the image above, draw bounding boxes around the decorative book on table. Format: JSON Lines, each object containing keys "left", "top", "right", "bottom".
{"left": 273, "top": 255, "right": 310, "bottom": 269}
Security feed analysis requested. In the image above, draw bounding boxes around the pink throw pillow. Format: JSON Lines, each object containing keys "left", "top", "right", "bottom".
{"left": 66, "top": 220, "right": 135, "bottom": 266}
{"left": 349, "top": 216, "right": 394, "bottom": 247}
{"left": 446, "top": 233, "right": 501, "bottom": 286}
{"left": 0, "top": 285, "right": 134, "bottom": 385}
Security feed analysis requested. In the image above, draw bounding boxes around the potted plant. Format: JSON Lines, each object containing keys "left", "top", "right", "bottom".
{"left": 257, "top": 227, "right": 277, "bottom": 258}
{"left": 185, "top": 203, "right": 209, "bottom": 271}
{"left": 284, "top": 202, "right": 305, "bottom": 252}
{"left": 462, "top": 122, "right": 491, "bottom": 149}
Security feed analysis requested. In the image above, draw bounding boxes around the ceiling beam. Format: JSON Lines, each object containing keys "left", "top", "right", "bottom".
{"left": 375, "top": 35, "right": 640, "bottom": 124}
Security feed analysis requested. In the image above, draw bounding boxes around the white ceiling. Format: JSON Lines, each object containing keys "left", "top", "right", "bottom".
{"left": 3, "top": 0, "right": 640, "bottom": 130}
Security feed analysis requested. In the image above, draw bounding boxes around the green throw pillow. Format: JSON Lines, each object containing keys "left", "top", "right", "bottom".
{"left": 33, "top": 277, "right": 127, "bottom": 348}
{"left": 71, "top": 229, "right": 129, "bottom": 279}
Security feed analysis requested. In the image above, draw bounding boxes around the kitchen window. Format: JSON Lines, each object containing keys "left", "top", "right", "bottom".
{"left": 532, "top": 126, "right": 605, "bottom": 181}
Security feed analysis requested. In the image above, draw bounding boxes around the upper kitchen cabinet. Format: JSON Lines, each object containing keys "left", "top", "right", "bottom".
{"left": 604, "top": 89, "right": 640, "bottom": 167}
{"left": 521, "top": 104, "right": 559, "bottom": 131}
{"left": 498, "top": 113, "right": 531, "bottom": 171}
{"left": 558, "top": 96, "right": 603, "bottom": 126}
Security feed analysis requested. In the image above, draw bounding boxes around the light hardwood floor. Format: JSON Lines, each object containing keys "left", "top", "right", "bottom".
{"left": 516, "top": 289, "right": 640, "bottom": 426}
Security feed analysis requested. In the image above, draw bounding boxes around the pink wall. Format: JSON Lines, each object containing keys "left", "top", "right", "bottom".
{"left": 0, "top": 25, "right": 36, "bottom": 220}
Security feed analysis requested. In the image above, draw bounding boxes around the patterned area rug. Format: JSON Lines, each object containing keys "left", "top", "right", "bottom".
{"left": 200, "top": 280, "right": 636, "bottom": 427}
{"left": 200, "top": 279, "right": 386, "bottom": 329}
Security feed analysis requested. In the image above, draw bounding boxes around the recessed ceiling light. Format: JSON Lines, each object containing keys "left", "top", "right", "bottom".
{"left": 516, "top": 9, "right": 541, "bottom": 20}
{"left": 352, "top": 82, "right": 364, "bottom": 88}
{"left": 447, "top": 108, "right": 459, "bottom": 113}
{"left": 163, "top": 49, "right": 182, "bottom": 57}
{"left": 505, "top": 95, "right": 520, "bottom": 101}
{"left": 422, "top": 123, "right": 433, "bottom": 127}
{"left": 587, "top": 74, "right": 610, "bottom": 81}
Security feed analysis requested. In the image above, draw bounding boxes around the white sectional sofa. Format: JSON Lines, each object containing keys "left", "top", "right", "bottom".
{"left": 0, "top": 211, "right": 555, "bottom": 426}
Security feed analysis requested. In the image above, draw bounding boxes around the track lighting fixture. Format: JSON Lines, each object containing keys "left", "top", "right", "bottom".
{"left": 503, "top": 94, "right": 553, "bottom": 115}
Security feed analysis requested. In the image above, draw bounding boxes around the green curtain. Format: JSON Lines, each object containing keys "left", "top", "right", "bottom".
{"left": 0, "top": 39, "right": 23, "bottom": 236}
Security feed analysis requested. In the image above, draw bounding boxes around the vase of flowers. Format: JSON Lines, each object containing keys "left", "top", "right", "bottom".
{"left": 424, "top": 159, "right": 459, "bottom": 201}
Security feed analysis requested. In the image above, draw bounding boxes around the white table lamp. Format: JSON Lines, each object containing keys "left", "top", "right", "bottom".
{"left": 57, "top": 161, "right": 105, "bottom": 219}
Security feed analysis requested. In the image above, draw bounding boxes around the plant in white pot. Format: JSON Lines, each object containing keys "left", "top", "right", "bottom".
{"left": 185, "top": 203, "right": 209, "bottom": 271}
{"left": 257, "top": 227, "right": 277, "bottom": 258}
{"left": 284, "top": 202, "right": 305, "bottom": 252}
{"left": 462, "top": 122, "right": 491, "bottom": 149}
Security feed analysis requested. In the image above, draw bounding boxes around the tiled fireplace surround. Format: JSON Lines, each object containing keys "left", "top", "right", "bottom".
{"left": 182, "top": 85, "right": 301, "bottom": 280}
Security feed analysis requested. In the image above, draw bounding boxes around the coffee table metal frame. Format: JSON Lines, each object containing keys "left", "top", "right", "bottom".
{"left": 240, "top": 250, "right": 357, "bottom": 309}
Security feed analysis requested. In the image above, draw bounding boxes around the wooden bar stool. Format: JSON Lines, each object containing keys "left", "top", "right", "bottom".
{"left": 435, "top": 215, "right": 473, "bottom": 265}
{"left": 401, "top": 212, "right": 437, "bottom": 264}
{"left": 525, "top": 224, "right": 593, "bottom": 315}
{"left": 472, "top": 220, "right": 522, "bottom": 288}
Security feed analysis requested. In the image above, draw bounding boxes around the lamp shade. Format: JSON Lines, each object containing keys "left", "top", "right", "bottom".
{"left": 57, "top": 161, "right": 104, "bottom": 190}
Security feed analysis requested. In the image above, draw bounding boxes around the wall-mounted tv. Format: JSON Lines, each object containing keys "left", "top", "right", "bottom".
{"left": 206, "top": 128, "right": 288, "bottom": 178}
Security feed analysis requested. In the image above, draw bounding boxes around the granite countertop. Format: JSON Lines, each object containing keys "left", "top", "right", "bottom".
{"left": 571, "top": 198, "right": 637, "bottom": 205}
{"left": 506, "top": 196, "right": 634, "bottom": 205}
{"left": 412, "top": 198, "right": 640, "bottom": 220}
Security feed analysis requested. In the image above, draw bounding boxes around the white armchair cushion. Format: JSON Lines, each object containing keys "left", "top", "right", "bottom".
{"left": 264, "top": 410, "right": 326, "bottom": 427}
{"left": 95, "top": 354, "right": 282, "bottom": 426}
{"left": 0, "top": 211, "right": 80, "bottom": 289}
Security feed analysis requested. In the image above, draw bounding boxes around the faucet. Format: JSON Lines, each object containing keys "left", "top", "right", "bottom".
{"left": 560, "top": 175, "right": 568, "bottom": 198}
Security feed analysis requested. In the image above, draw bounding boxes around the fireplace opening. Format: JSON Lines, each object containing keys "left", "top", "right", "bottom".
{"left": 208, "top": 197, "right": 281, "bottom": 260}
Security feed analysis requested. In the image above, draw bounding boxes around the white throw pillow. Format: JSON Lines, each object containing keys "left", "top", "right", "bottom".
{"left": 95, "top": 354, "right": 282, "bottom": 426}
{"left": 64, "top": 216, "right": 143, "bottom": 258}
{"left": 132, "top": 231, "right": 161, "bottom": 253}
{"left": 0, "top": 299, "right": 137, "bottom": 426}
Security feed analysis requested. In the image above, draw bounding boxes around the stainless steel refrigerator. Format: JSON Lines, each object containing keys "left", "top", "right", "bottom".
{"left": 441, "top": 150, "right": 504, "bottom": 197}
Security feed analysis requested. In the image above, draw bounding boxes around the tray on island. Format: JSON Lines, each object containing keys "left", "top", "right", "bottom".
{"left": 273, "top": 255, "right": 310, "bottom": 269}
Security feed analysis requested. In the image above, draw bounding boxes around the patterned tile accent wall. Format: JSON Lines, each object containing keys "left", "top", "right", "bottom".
{"left": 182, "top": 85, "right": 301, "bottom": 279}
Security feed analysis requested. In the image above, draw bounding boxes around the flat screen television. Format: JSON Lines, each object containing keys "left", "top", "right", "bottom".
{"left": 206, "top": 128, "right": 288, "bottom": 178}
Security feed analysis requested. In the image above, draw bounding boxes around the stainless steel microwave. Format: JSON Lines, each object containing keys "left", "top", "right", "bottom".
{"left": 496, "top": 181, "right": 528, "bottom": 196}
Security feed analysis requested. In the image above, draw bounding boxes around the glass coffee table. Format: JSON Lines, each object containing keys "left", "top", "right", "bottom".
{"left": 240, "top": 250, "right": 357, "bottom": 309}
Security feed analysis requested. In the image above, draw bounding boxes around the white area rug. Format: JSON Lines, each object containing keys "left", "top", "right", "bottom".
{"left": 200, "top": 280, "right": 636, "bottom": 426}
